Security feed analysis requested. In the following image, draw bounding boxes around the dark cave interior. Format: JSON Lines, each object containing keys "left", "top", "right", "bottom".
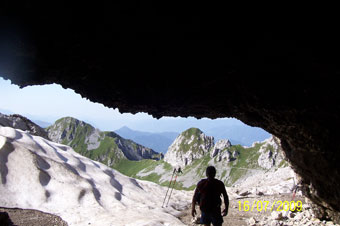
{"left": 1, "top": 1, "right": 340, "bottom": 223}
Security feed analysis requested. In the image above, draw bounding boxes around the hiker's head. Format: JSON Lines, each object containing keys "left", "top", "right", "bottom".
{"left": 206, "top": 166, "right": 216, "bottom": 178}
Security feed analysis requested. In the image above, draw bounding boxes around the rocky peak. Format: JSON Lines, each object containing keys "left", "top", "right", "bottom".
{"left": 164, "top": 128, "right": 214, "bottom": 167}
{"left": 47, "top": 117, "right": 162, "bottom": 166}
{"left": 0, "top": 113, "right": 49, "bottom": 139}
{"left": 210, "top": 139, "right": 232, "bottom": 158}
{"left": 47, "top": 117, "right": 94, "bottom": 144}
{"left": 257, "top": 136, "right": 285, "bottom": 169}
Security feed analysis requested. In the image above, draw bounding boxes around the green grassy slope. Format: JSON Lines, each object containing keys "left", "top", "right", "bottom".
{"left": 113, "top": 140, "right": 288, "bottom": 190}
{"left": 47, "top": 117, "right": 162, "bottom": 167}
{"left": 47, "top": 119, "right": 287, "bottom": 191}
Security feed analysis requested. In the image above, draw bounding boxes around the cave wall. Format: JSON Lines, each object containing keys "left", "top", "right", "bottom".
{"left": 1, "top": 1, "right": 340, "bottom": 222}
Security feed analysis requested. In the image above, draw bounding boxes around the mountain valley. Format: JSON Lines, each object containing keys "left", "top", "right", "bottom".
{"left": 2, "top": 113, "right": 338, "bottom": 225}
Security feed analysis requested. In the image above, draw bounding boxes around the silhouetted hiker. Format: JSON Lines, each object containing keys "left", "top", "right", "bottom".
{"left": 192, "top": 166, "right": 229, "bottom": 226}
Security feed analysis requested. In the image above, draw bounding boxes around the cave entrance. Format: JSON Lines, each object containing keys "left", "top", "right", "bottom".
{"left": 1, "top": 76, "right": 305, "bottom": 226}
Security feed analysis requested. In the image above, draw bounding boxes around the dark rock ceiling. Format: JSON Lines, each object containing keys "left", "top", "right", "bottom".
{"left": 1, "top": 1, "right": 339, "bottom": 222}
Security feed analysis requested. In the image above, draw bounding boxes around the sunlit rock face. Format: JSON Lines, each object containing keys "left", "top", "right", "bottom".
{"left": 257, "top": 137, "right": 284, "bottom": 170}
{"left": 1, "top": 2, "right": 340, "bottom": 223}
{"left": 164, "top": 128, "right": 214, "bottom": 167}
{"left": 210, "top": 139, "right": 232, "bottom": 159}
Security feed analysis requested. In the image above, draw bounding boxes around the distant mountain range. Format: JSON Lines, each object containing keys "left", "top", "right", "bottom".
{"left": 32, "top": 120, "right": 52, "bottom": 128}
{"left": 115, "top": 126, "right": 178, "bottom": 154}
{"left": 0, "top": 109, "right": 271, "bottom": 147}
{"left": 44, "top": 118, "right": 285, "bottom": 189}
{"left": 0, "top": 113, "right": 290, "bottom": 191}
{"left": 203, "top": 125, "right": 271, "bottom": 146}
{"left": 0, "top": 109, "right": 52, "bottom": 128}
{"left": 126, "top": 117, "right": 271, "bottom": 146}
{"left": 114, "top": 123, "right": 271, "bottom": 153}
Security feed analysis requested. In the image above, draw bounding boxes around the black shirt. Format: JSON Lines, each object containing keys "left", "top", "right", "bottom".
{"left": 194, "top": 178, "right": 228, "bottom": 213}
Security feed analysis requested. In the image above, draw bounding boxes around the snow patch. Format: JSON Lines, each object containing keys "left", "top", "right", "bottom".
{"left": 0, "top": 126, "right": 191, "bottom": 226}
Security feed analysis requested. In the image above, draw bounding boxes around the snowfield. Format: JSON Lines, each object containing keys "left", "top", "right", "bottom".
{"left": 0, "top": 126, "right": 191, "bottom": 226}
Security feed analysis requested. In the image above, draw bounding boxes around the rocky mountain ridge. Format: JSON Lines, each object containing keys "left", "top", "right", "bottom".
{"left": 46, "top": 117, "right": 162, "bottom": 167}
{"left": 0, "top": 113, "right": 49, "bottom": 139}
{"left": 119, "top": 127, "right": 289, "bottom": 191}
{"left": 164, "top": 127, "right": 284, "bottom": 171}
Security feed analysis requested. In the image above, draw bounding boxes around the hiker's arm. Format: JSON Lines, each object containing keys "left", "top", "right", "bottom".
{"left": 222, "top": 186, "right": 229, "bottom": 216}
{"left": 191, "top": 188, "right": 198, "bottom": 217}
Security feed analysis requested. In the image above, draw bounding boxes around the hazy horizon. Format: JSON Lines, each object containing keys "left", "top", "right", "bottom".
{"left": 0, "top": 76, "right": 271, "bottom": 145}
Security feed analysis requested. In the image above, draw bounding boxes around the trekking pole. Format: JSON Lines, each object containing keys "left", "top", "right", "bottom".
{"left": 162, "top": 168, "right": 176, "bottom": 208}
{"left": 291, "top": 178, "right": 299, "bottom": 200}
{"left": 284, "top": 179, "right": 299, "bottom": 217}
{"left": 166, "top": 169, "right": 180, "bottom": 207}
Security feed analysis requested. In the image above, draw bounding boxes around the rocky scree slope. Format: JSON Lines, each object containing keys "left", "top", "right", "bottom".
{"left": 46, "top": 117, "right": 162, "bottom": 167}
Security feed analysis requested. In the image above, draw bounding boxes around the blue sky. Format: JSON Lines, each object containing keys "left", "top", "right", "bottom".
{"left": 0, "top": 76, "right": 158, "bottom": 130}
{"left": 0, "top": 76, "right": 270, "bottom": 144}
